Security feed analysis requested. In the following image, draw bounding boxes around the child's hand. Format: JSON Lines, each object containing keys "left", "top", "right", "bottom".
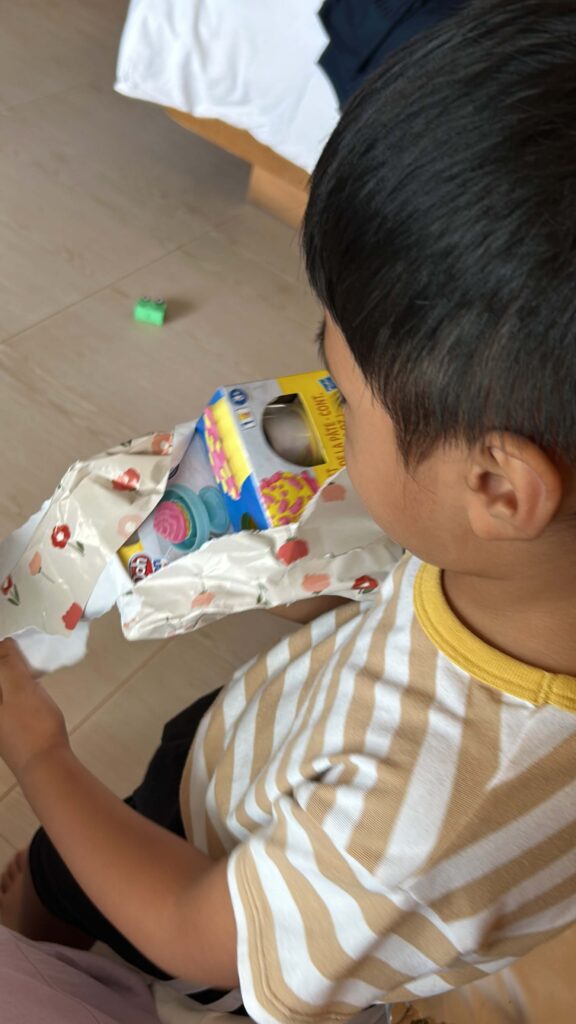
{"left": 0, "top": 639, "right": 69, "bottom": 781}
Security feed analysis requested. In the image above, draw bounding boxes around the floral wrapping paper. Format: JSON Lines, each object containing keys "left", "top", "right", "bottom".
{"left": 0, "top": 422, "right": 402, "bottom": 650}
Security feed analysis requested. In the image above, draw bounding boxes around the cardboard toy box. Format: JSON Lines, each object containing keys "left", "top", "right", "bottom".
{"left": 118, "top": 371, "right": 346, "bottom": 580}
{"left": 199, "top": 370, "right": 346, "bottom": 530}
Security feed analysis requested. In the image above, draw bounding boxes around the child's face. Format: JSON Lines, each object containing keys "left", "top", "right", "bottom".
{"left": 323, "top": 314, "right": 475, "bottom": 568}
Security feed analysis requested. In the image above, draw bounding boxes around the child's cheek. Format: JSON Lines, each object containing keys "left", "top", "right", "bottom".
{"left": 343, "top": 428, "right": 369, "bottom": 504}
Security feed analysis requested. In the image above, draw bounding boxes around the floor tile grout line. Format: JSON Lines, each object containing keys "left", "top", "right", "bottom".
{"left": 0, "top": 634, "right": 174, "bottom": 805}
{"left": 0, "top": 620, "right": 279, "bottom": 809}
{"left": 191, "top": 630, "right": 248, "bottom": 672}
{"left": 0, "top": 832, "right": 17, "bottom": 852}
{"left": 0, "top": 622, "right": 260, "bottom": 777}
{"left": 0, "top": 35, "right": 142, "bottom": 115}
{"left": 66, "top": 637, "right": 176, "bottom": 736}
{"left": 0, "top": 216, "right": 230, "bottom": 351}
{"left": 0, "top": 201, "right": 304, "bottom": 354}
{"left": 174, "top": 205, "right": 307, "bottom": 290}
{"left": 0, "top": 76, "right": 106, "bottom": 117}
{"left": 0, "top": 782, "right": 23, "bottom": 807}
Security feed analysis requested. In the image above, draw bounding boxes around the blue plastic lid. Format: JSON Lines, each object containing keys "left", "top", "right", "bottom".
{"left": 199, "top": 486, "right": 230, "bottom": 536}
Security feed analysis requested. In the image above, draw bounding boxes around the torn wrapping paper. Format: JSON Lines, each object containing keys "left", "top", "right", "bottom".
{"left": 0, "top": 418, "right": 401, "bottom": 673}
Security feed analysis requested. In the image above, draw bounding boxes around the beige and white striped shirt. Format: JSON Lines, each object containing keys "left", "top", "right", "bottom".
{"left": 180, "top": 555, "right": 576, "bottom": 1024}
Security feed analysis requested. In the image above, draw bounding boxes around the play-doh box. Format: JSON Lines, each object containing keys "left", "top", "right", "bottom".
{"left": 119, "top": 370, "right": 346, "bottom": 581}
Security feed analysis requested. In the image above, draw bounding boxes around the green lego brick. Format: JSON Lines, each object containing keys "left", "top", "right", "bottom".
{"left": 133, "top": 296, "right": 167, "bottom": 326}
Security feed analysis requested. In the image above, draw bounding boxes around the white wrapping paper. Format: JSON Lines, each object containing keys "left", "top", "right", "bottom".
{"left": 0, "top": 422, "right": 401, "bottom": 671}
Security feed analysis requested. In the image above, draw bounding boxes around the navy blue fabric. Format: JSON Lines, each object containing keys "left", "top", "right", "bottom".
{"left": 319, "top": 0, "right": 472, "bottom": 106}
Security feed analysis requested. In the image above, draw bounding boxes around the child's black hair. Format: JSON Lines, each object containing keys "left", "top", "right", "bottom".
{"left": 303, "top": 0, "right": 576, "bottom": 465}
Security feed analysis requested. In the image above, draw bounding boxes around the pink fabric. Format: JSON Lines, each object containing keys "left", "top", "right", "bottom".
{"left": 0, "top": 925, "right": 159, "bottom": 1024}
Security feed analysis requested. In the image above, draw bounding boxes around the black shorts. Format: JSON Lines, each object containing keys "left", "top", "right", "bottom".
{"left": 28, "top": 686, "right": 245, "bottom": 1010}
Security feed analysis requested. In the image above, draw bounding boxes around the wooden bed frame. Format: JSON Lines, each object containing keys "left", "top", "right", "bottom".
{"left": 166, "top": 108, "right": 309, "bottom": 228}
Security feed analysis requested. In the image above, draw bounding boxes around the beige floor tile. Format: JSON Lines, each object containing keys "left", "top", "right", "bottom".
{"left": 46, "top": 618, "right": 168, "bottom": 732}
{"left": 0, "top": 607, "right": 292, "bottom": 799}
{"left": 215, "top": 205, "right": 309, "bottom": 285}
{"left": 1, "top": 84, "right": 247, "bottom": 243}
{"left": 56, "top": 632, "right": 235, "bottom": 799}
{"left": 0, "top": 788, "right": 39, "bottom": 852}
{"left": 0, "top": 87, "right": 247, "bottom": 340}
{"left": 0, "top": 0, "right": 124, "bottom": 111}
{"left": 0, "top": 223, "right": 319, "bottom": 535}
{"left": 196, "top": 609, "right": 296, "bottom": 670}
{"left": 0, "top": 614, "right": 293, "bottom": 849}
{"left": 0, "top": 615, "right": 169, "bottom": 798}
{"left": 0, "top": 364, "right": 118, "bottom": 537}
{"left": 181, "top": 225, "right": 319, "bottom": 337}
{"left": 0, "top": 834, "right": 16, "bottom": 864}
{"left": 0, "top": 630, "right": 236, "bottom": 849}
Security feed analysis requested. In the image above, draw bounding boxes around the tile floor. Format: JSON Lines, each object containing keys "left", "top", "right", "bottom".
{"left": 1, "top": 6, "right": 574, "bottom": 1023}
{"left": 0, "top": 0, "right": 311, "bottom": 852}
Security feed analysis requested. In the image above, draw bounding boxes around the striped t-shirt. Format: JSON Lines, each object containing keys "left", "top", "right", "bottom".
{"left": 180, "top": 554, "right": 576, "bottom": 1024}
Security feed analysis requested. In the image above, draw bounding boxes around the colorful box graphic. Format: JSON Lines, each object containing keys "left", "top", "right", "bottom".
{"left": 119, "top": 370, "right": 346, "bottom": 580}
{"left": 198, "top": 370, "right": 346, "bottom": 531}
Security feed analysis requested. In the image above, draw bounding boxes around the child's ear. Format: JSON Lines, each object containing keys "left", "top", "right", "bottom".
{"left": 464, "top": 432, "right": 562, "bottom": 541}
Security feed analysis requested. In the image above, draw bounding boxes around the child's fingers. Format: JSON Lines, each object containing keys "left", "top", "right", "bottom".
{"left": 0, "top": 639, "right": 36, "bottom": 699}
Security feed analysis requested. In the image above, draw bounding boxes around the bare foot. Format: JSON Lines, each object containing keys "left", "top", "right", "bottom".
{"left": 0, "top": 849, "right": 26, "bottom": 930}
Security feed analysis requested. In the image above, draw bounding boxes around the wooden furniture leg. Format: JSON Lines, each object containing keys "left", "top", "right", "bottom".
{"left": 248, "top": 165, "right": 308, "bottom": 229}
{"left": 165, "top": 108, "right": 309, "bottom": 227}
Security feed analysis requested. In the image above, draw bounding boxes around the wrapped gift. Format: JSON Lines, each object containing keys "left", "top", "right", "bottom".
{"left": 0, "top": 374, "right": 402, "bottom": 672}
{"left": 118, "top": 370, "right": 346, "bottom": 579}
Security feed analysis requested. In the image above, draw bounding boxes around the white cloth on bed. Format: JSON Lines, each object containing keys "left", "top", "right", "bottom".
{"left": 115, "top": 0, "right": 340, "bottom": 172}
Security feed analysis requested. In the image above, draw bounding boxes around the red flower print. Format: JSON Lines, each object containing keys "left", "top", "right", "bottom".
{"left": 51, "top": 524, "right": 71, "bottom": 549}
{"left": 191, "top": 591, "right": 215, "bottom": 610}
{"left": 1, "top": 574, "right": 20, "bottom": 606}
{"left": 28, "top": 552, "right": 42, "bottom": 576}
{"left": 117, "top": 514, "right": 140, "bottom": 540}
{"left": 1, "top": 575, "right": 13, "bottom": 596}
{"left": 276, "top": 539, "right": 309, "bottom": 566}
{"left": 28, "top": 552, "right": 56, "bottom": 583}
{"left": 151, "top": 433, "right": 173, "bottom": 456}
{"left": 1, "top": 575, "right": 20, "bottom": 605}
{"left": 301, "top": 573, "right": 332, "bottom": 594}
{"left": 62, "top": 602, "right": 83, "bottom": 631}
{"left": 112, "top": 468, "right": 141, "bottom": 492}
{"left": 51, "top": 524, "right": 84, "bottom": 556}
{"left": 353, "top": 575, "right": 379, "bottom": 594}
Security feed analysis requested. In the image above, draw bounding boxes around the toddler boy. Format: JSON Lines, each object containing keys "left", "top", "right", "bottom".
{"left": 1, "top": 1, "right": 575, "bottom": 1021}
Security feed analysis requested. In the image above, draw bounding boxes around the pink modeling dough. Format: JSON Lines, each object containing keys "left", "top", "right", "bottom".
{"left": 153, "top": 501, "right": 190, "bottom": 543}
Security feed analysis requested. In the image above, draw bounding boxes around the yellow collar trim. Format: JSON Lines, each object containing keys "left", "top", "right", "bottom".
{"left": 414, "top": 563, "right": 576, "bottom": 713}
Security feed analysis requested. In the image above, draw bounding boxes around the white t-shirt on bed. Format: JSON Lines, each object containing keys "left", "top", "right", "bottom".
{"left": 115, "top": 0, "right": 340, "bottom": 172}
